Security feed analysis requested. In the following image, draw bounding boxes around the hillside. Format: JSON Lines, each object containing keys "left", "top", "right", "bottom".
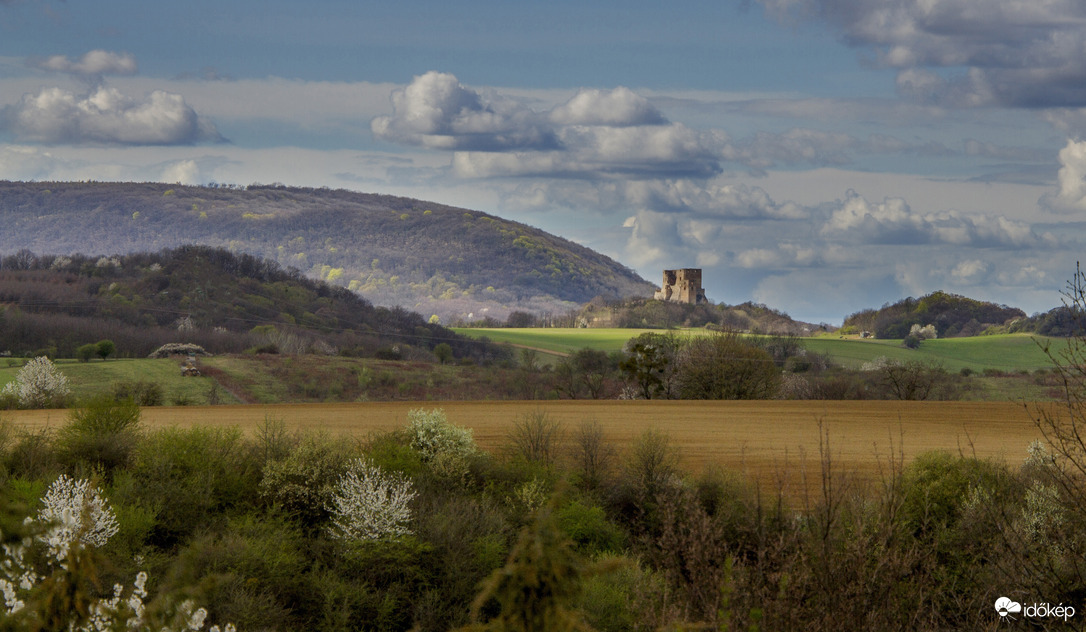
{"left": 841, "top": 291, "right": 1026, "bottom": 338}
{"left": 0, "top": 181, "right": 655, "bottom": 322}
{"left": 573, "top": 297, "right": 821, "bottom": 334}
{"left": 0, "top": 245, "right": 498, "bottom": 363}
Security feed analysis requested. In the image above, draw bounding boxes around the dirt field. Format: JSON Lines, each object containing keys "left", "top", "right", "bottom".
{"left": 5, "top": 400, "right": 1053, "bottom": 502}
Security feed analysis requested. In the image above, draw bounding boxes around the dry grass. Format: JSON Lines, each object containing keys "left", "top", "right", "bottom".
{"left": 5, "top": 400, "right": 1046, "bottom": 502}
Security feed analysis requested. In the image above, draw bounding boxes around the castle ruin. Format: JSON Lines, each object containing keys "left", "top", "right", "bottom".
{"left": 653, "top": 268, "right": 706, "bottom": 304}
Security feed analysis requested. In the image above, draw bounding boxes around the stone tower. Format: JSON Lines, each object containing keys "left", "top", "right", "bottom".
{"left": 653, "top": 268, "right": 706, "bottom": 304}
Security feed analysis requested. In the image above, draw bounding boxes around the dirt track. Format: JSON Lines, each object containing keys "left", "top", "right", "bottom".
{"left": 6, "top": 400, "right": 1053, "bottom": 502}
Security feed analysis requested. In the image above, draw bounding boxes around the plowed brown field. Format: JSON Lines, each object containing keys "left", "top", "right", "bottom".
{"left": 7, "top": 400, "right": 1054, "bottom": 502}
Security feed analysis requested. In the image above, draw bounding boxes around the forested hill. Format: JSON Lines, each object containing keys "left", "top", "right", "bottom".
{"left": 0, "top": 181, "right": 655, "bottom": 321}
{"left": 842, "top": 291, "right": 1026, "bottom": 338}
{"left": 0, "top": 246, "right": 498, "bottom": 362}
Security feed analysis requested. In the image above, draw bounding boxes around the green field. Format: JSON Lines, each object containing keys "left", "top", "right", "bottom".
{"left": 455, "top": 328, "right": 1059, "bottom": 372}
{"left": 452, "top": 327, "right": 689, "bottom": 355}
{"left": 802, "top": 333, "right": 1057, "bottom": 372}
{"left": 0, "top": 357, "right": 219, "bottom": 404}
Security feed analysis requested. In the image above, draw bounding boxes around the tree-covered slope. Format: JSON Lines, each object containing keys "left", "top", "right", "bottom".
{"left": 0, "top": 245, "right": 497, "bottom": 362}
{"left": 0, "top": 181, "right": 655, "bottom": 321}
{"left": 842, "top": 291, "right": 1026, "bottom": 338}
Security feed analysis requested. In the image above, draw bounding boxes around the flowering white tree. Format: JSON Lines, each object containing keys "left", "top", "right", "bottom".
{"left": 76, "top": 574, "right": 237, "bottom": 632}
{"left": 1, "top": 356, "right": 70, "bottom": 408}
{"left": 0, "top": 476, "right": 236, "bottom": 631}
{"left": 406, "top": 408, "right": 476, "bottom": 462}
{"left": 327, "top": 458, "right": 417, "bottom": 542}
{"left": 36, "top": 474, "right": 119, "bottom": 563}
{"left": 406, "top": 408, "right": 478, "bottom": 479}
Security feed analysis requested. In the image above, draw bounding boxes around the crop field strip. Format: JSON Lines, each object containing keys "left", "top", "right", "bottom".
{"left": 6, "top": 400, "right": 1050, "bottom": 503}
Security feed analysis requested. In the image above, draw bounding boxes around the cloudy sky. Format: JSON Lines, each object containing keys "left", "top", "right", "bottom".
{"left": 3, "top": 0, "right": 1086, "bottom": 323}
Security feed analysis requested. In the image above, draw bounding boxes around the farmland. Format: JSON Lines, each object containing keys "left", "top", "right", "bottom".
{"left": 0, "top": 357, "right": 217, "bottom": 403}
{"left": 455, "top": 327, "right": 1057, "bottom": 371}
{"left": 4, "top": 399, "right": 1048, "bottom": 502}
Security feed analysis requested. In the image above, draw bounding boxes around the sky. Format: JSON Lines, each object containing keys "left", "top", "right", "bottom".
{"left": 3, "top": 0, "right": 1086, "bottom": 324}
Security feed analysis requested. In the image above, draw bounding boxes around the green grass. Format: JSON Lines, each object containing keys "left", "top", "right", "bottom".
{"left": 452, "top": 327, "right": 712, "bottom": 356}
{"left": 802, "top": 333, "right": 1056, "bottom": 372}
{"left": 0, "top": 357, "right": 218, "bottom": 404}
{"left": 455, "top": 328, "right": 1060, "bottom": 372}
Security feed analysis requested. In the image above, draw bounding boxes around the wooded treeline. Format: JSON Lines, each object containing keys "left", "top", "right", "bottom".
{"left": 842, "top": 290, "right": 1028, "bottom": 338}
{"left": 0, "top": 246, "right": 497, "bottom": 363}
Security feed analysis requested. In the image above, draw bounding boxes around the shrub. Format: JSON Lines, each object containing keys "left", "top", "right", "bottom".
{"left": 900, "top": 451, "right": 1013, "bottom": 535}
{"left": 76, "top": 343, "right": 97, "bottom": 363}
{"left": 327, "top": 458, "right": 417, "bottom": 542}
{"left": 406, "top": 408, "right": 477, "bottom": 479}
{"left": 556, "top": 499, "right": 625, "bottom": 555}
{"left": 111, "top": 380, "right": 165, "bottom": 406}
{"left": 161, "top": 514, "right": 304, "bottom": 629}
{"left": 57, "top": 395, "right": 142, "bottom": 475}
{"left": 506, "top": 410, "right": 563, "bottom": 469}
{"left": 577, "top": 555, "right": 668, "bottom": 632}
{"left": 5, "top": 428, "right": 61, "bottom": 480}
{"left": 569, "top": 419, "right": 615, "bottom": 494}
{"left": 259, "top": 433, "right": 349, "bottom": 527}
{"left": 115, "top": 426, "right": 257, "bottom": 547}
{"left": 455, "top": 507, "right": 595, "bottom": 632}
{"left": 0, "top": 356, "right": 70, "bottom": 409}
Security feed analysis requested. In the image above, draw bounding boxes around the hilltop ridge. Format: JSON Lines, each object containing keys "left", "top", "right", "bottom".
{"left": 0, "top": 181, "right": 655, "bottom": 322}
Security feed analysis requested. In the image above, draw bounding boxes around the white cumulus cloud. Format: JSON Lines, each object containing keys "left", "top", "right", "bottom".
{"left": 548, "top": 87, "right": 666, "bottom": 127}
{"left": 1, "top": 86, "right": 222, "bottom": 145}
{"left": 371, "top": 71, "right": 556, "bottom": 151}
{"left": 1041, "top": 139, "right": 1086, "bottom": 213}
{"left": 29, "top": 50, "right": 137, "bottom": 77}
{"left": 822, "top": 191, "right": 1037, "bottom": 247}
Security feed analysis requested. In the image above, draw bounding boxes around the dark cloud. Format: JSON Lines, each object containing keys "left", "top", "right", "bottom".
{"left": 760, "top": 0, "right": 1086, "bottom": 108}
{"left": 1, "top": 86, "right": 223, "bottom": 145}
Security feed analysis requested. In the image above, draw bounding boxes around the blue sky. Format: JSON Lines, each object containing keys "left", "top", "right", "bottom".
{"left": 3, "top": 0, "right": 1086, "bottom": 323}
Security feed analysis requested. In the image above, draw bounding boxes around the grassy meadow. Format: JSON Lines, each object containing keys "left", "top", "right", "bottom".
{"left": 455, "top": 327, "right": 1057, "bottom": 372}
{"left": 0, "top": 357, "right": 217, "bottom": 403}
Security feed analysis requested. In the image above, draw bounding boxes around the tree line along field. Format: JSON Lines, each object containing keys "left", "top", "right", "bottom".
{"left": 3, "top": 399, "right": 1047, "bottom": 504}
{"left": 455, "top": 327, "right": 1058, "bottom": 372}
{"left": 0, "top": 329, "right": 1064, "bottom": 406}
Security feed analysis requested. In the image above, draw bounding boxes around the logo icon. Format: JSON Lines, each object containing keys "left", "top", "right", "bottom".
{"left": 995, "top": 597, "right": 1022, "bottom": 620}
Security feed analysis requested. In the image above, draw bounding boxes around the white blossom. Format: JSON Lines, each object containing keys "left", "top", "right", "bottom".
{"left": 327, "top": 458, "right": 417, "bottom": 542}
{"left": 36, "top": 474, "right": 119, "bottom": 562}
{"left": 406, "top": 408, "right": 476, "bottom": 462}
{"left": 0, "top": 356, "right": 70, "bottom": 408}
